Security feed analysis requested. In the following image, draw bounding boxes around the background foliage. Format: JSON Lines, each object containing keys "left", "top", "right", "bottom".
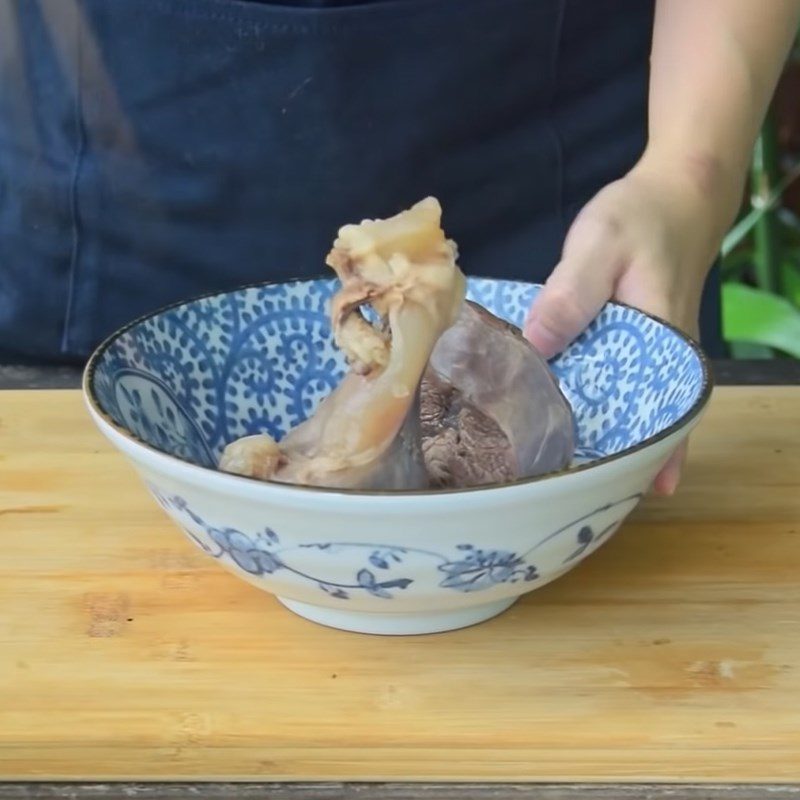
{"left": 722, "top": 37, "right": 800, "bottom": 358}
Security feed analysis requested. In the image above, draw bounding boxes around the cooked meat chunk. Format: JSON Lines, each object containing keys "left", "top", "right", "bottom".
{"left": 220, "top": 198, "right": 574, "bottom": 491}
{"left": 220, "top": 197, "right": 465, "bottom": 489}
{"left": 420, "top": 301, "right": 574, "bottom": 487}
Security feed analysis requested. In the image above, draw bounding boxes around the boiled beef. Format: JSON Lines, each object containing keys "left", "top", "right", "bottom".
{"left": 219, "top": 198, "right": 574, "bottom": 490}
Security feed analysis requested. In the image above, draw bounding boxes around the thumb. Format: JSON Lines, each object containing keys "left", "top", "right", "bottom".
{"left": 652, "top": 440, "right": 688, "bottom": 496}
{"left": 524, "top": 218, "right": 626, "bottom": 358}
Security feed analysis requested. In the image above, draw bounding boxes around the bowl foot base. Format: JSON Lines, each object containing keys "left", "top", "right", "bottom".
{"left": 277, "top": 596, "right": 517, "bottom": 635}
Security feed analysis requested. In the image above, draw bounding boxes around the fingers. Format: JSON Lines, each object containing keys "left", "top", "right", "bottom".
{"left": 652, "top": 440, "right": 688, "bottom": 496}
{"left": 523, "top": 211, "right": 627, "bottom": 358}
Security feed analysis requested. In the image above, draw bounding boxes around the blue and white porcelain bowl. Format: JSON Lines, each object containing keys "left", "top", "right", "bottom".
{"left": 84, "top": 278, "right": 712, "bottom": 635}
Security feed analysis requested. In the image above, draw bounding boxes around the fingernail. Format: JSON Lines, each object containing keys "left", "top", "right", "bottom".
{"left": 654, "top": 470, "right": 680, "bottom": 496}
{"left": 524, "top": 318, "right": 561, "bottom": 359}
{"left": 523, "top": 318, "right": 535, "bottom": 341}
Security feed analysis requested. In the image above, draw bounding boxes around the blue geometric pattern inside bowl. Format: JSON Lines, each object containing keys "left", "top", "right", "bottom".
{"left": 90, "top": 277, "right": 706, "bottom": 473}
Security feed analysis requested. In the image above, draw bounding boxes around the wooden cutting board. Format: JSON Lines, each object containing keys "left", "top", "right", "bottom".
{"left": 1, "top": 388, "right": 799, "bottom": 783}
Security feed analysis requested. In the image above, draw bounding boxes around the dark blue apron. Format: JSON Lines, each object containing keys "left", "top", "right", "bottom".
{"left": 0, "top": 0, "right": 723, "bottom": 364}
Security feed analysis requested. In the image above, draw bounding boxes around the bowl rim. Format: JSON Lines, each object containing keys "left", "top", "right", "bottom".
{"left": 83, "top": 275, "right": 714, "bottom": 497}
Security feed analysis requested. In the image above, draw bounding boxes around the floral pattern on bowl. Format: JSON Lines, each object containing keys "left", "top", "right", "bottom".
{"left": 150, "top": 485, "right": 641, "bottom": 602}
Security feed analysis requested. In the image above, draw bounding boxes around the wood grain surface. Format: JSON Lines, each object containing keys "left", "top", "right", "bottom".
{"left": 0, "top": 388, "right": 799, "bottom": 783}
{"left": 2, "top": 784, "right": 800, "bottom": 800}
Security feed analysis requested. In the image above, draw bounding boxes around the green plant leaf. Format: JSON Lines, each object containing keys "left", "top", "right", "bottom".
{"left": 781, "top": 258, "right": 800, "bottom": 306}
{"left": 721, "top": 159, "right": 800, "bottom": 257}
{"left": 722, "top": 283, "right": 800, "bottom": 358}
{"left": 728, "top": 341, "right": 774, "bottom": 359}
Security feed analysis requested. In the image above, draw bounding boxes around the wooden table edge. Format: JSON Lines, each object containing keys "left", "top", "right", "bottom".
{"left": 2, "top": 783, "right": 800, "bottom": 799}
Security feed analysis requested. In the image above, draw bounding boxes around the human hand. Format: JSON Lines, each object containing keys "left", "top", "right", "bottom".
{"left": 523, "top": 153, "right": 738, "bottom": 494}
